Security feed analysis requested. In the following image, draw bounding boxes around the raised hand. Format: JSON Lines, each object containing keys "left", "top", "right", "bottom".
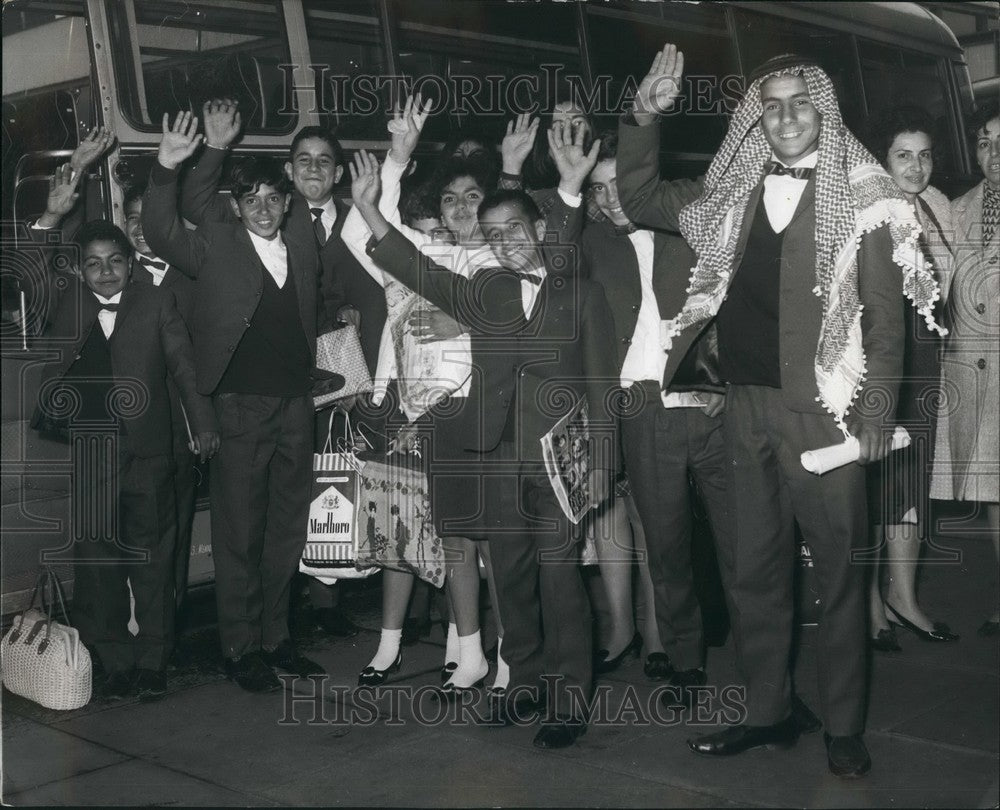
{"left": 407, "top": 306, "right": 466, "bottom": 344}
{"left": 633, "top": 43, "right": 685, "bottom": 122}
{"left": 157, "top": 111, "right": 202, "bottom": 169}
{"left": 350, "top": 149, "right": 382, "bottom": 211}
{"left": 202, "top": 99, "right": 241, "bottom": 149}
{"left": 388, "top": 93, "right": 432, "bottom": 164}
{"left": 69, "top": 126, "right": 116, "bottom": 172}
{"left": 42, "top": 163, "right": 83, "bottom": 221}
{"left": 548, "top": 119, "right": 600, "bottom": 196}
{"left": 501, "top": 113, "right": 539, "bottom": 175}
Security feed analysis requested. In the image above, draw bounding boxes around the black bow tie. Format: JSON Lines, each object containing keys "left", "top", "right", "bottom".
{"left": 613, "top": 223, "right": 637, "bottom": 237}
{"left": 517, "top": 273, "right": 543, "bottom": 286}
{"left": 137, "top": 255, "right": 167, "bottom": 271}
{"left": 765, "top": 161, "right": 814, "bottom": 180}
{"left": 99, "top": 303, "right": 119, "bottom": 313}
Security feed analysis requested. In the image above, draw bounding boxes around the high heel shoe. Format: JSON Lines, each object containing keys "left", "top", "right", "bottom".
{"left": 358, "top": 653, "right": 402, "bottom": 686}
{"left": 869, "top": 627, "right": 902, "bottom": 652}
{"left": 885, "top": 603, "right": 959, "bottom": 642}
{"left": 594, "top": 631, "right": 642, "bottom": 674}
{"left": 440, "top": 661, "right": 457, "bottom": 684}
{"left": 437, "top": 675, "right": 486, "bottom": 701}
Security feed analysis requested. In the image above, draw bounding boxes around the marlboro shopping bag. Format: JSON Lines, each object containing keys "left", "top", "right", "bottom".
{"left": 300, "top": 412, "right": 377, "bottom": 581}
{"left": 355, "top": 454, "right": 444, "bottom": 588}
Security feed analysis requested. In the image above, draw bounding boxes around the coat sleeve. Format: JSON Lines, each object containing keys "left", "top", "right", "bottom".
{"left": 368, "top": 227, "right": 524, "bottom": 336}
{"left": 142, "top": 164, "right": 210, "bottom": 279}
{"left": 178, "top": 145, "right": 238, "bottom": 226}
{"left": 857, "top": 224, "right": 905, "bottom": 423}
{"left": 581, "top": 281, "right": 620, "bottom": 472}
{"left": 616, "top": 115, "right": 702, "bottom": 233}
{"left": 159, "top": 293, "right": 218, "bottom": 434}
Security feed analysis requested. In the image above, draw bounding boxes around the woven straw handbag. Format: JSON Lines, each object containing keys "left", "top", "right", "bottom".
{"left": 1, "top": 568, "right": 92, "bottom": 710}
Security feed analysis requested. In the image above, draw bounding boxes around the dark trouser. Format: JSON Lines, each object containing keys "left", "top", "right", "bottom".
{"left": 73, "top": 448, "right": 177, "bottom": 672}
{"left": 620, "top": 386, "right": 732, "bottom": 671}
{"left": 723, "top": 385, "right": 867, "bottom": 736}
{"left": 210, "top": 393, "right": 313, "bottom": 659}
{"left": 470, "top": 441, "right": 592, "bottom": 718}
{"left": 168, "top": 392, "right": 199, "bottom": 611}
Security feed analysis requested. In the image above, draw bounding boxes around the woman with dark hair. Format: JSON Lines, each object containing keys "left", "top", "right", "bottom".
{"left": 865, "top": 105, "right": 959, "bottom": 650}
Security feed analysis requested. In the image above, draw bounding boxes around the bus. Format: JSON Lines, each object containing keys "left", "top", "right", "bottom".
{"left": 0, "top": 0, "right": 982, "bottom": 615}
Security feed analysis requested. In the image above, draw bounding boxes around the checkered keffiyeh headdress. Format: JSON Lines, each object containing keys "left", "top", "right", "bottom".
{"left": 669, "top": 61, "right": 944, "bottom": 429}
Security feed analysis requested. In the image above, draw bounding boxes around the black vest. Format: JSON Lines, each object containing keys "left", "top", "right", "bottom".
{"left": 716, "top": 199, "right": 784, "bottom": 387}
{"left": 63, "top": 322, "right": 116, "bottom": 426}
{"left": 216, "top": 265, "right": 311, "bottom": 397}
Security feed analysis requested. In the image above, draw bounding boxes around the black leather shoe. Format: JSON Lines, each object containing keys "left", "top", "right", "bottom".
{"left": 436, "top": 676, "right": 486, "bottom": 701}
{"left": 885, "top": 603, "right": 959, "bottom": 642}
{"left": 977, "top": 619, "right": 999, "bottom": 637}
{"left": 594, "top": 632, "right": 642, "bottom": 674}
{"left": 262, "top": 640, "right": 325, "bottom": 676}
{"left": 688, "top": 715, "right": 799, "bottom": 756}
{"left": 791, "top": 694, "right": 822, "bottom": 734}
{"left": 643, "top": 652, "right": 673, "bottom": 681}
{"left": 661, "top": 667, "right": 707, "bottom": 709}
{"left": 481, "top": 694, "right": 545, "bottom": 727}
{"left": 869, "top": 627, "right": 901, "bottom": 652}
{"left": 440, "top": 661, "right": 457, "bottom": 684}
{"left": 225, "top": 653, "right": 282, "bottom": 693}
{"left": 357, "top": 653, "right": 401, "bottom": 687}
{"left": 824, "top": 733, "right": 871, "bottom": 778}
{"left": 134, "top": 669, "right": 168, "bottom": 702}
{"left": 316, "top": 607, "right": 359, "bottom": 638}
{"left": 98, "top": 670, "right": 135, "bottom": 700}
{"left": 484, "top": 643, "right": 498, "bottom": 664}
{"left": 533, "top": 717, "right": 586, "bottom": 749}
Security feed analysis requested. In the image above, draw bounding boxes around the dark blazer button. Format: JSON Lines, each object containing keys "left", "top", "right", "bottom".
{"left": 622, "top": 337, "right": 631, "bottom": 344}
{"left": 631, "top": 304, "right": 639, "bottom": 312}
{"left": 976, "top": 302, "right": 986, "bottom": 314}
{"left": 244, "top": 317, "right": 252, "bottom": 326}
{"left": 228, "top": 344, "right": 235, "bottom": 352}
{"left": 977, "top": 358, "right": 987, "bottom": 369}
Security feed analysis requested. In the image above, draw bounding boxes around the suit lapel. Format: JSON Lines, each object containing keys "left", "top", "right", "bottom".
{"left": 109, "top": 286, "right": 137, "bottom": 342}
{"left": 785, "top": 176, "right": 816, "bottom": 232}
{"left": 734, "top": 183, "right": 766, "bottom": 265}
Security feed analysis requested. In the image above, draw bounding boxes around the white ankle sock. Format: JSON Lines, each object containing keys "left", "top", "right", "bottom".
{"left": 445, "top": 622, "right": 459, "bottom": 664}
{"left": 446, "top": 630, "right": 489, "bottom": 688}
{"left": 490, "top": 637, "right": 510, "bottom": 691}
{"left": 368, "top": 628, "right": 402, "bottom": 670}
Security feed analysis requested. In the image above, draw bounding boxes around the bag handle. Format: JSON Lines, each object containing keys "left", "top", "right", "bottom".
{"left": 322, "top": 409, "right": 337, "bottom": 455}
{"left": 10, "top": 569, "right": 51, "bottom": 639}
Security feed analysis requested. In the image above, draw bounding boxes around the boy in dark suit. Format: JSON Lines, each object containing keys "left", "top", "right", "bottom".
{"left": 32, "top": 220, "right": 217, "bottom": 701}
{"left": 350, "top": 149, "right": 618, "bottom": 750}
{"left": 141, "top": 112, "right": 339, "bottom": 692}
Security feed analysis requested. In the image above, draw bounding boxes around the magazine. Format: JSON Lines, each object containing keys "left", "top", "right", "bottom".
{"left": 539, "top": 396, "right": 594, "bottom": 524}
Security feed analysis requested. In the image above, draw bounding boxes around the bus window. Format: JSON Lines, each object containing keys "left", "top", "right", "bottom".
{"left": 586, "top": 2, "right": 735, "bottom": 161}
{"left": 392, "top": 0, "right": 581, "bottom": 143}
{"left": 858, "top": 42, "right": 960, "bottom": 173}
{"left": 104, "top": 0, "right": 295, "bottom": 134}
{"left": 731, "top": 8, "right": 864, "bottom": 136}
{"left": 303, "top": 0, "right": 389, "bottom": 141}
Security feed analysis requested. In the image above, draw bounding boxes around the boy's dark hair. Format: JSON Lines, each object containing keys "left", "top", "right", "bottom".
{"left": 230, "top": 157, "right": 292, "bottom": 199}
{"left": 440, "top": 125, "right": 501, "bottom": 174}
{"left": 526, "top": 100, "right": 596, "bottom": 189}
{"left": 123, "top": 182, "right": 147, "bottom": 209}
{"left": 289, "top": 125, "right": 345, "bottom": 167}
{"left": 76, "top": 220, "right": 131, "bottom": 256}
{"left": 595, "top": 130, "right": 618, "bottom": 162}
{"left": 969, "top": 101, "right": 999, "bottom": 141}
{"left": 400, "top": 181, "right": 440, "bottom": 227}
{"left": 864, "top": 106, "right": 938, "bottom": 164}
{"left": 431, "top": 155, "right": 497, "bottom": 205}
{"left": 477, "top": 189, "right": 542, "bottom": 225}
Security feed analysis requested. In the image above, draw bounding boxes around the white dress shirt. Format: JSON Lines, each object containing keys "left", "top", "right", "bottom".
{"left": 619, "top": 229, "right": 665, "bottom": 386}
{"left": 762, "top": 151, "right": 818, "bottom": 233}
{"left": 134, "top": 252, "right": 169, "bottom": 286}
{"left": 93, "top": 291, "right": 122, "bottom": 338}
{"left": 246, "top": 230, "right": 289, "bottom": 288}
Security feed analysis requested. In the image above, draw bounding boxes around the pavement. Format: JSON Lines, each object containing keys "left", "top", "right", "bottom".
{"left": 2, "top": 514, "right": 998, "bottom": 808}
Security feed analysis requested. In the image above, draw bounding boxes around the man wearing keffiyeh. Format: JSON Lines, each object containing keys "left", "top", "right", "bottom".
{"left": 617, "top": 45, "right": 944, "bottom": 778}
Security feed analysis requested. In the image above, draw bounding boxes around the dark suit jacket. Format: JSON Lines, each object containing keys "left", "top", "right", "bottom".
{"left": 617, "top": 116, "right": 904, "bottom": 415}
{"left": 583, "top": 218, "right": 723, "bottom": 394}
{"left": 368, "top": 229, "right": 618, "bottom": 466}
{"left": 31, "top": 282, "right": 215, "bottom": 456}
{"left": 178, "top": 146, "right": 386, "bottom": 377}
{"left": 131, "top": 261, "right": 196, "bottom": 328}
{"left": 141, "top": 164, "right": 324, "bottom": 396}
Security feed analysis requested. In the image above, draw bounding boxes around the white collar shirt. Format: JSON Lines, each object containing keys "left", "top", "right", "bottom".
{"left": 762, "top": 150, "right": 818, "bottom": 233}
{"left": 93, "top": 291, "right": 122, "bottom": 338}
{"left": 247, "top": 230, "right": 289, "bottom": 288}
{"left": 134, "top": 251, "right": 169, "bottom": 286}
